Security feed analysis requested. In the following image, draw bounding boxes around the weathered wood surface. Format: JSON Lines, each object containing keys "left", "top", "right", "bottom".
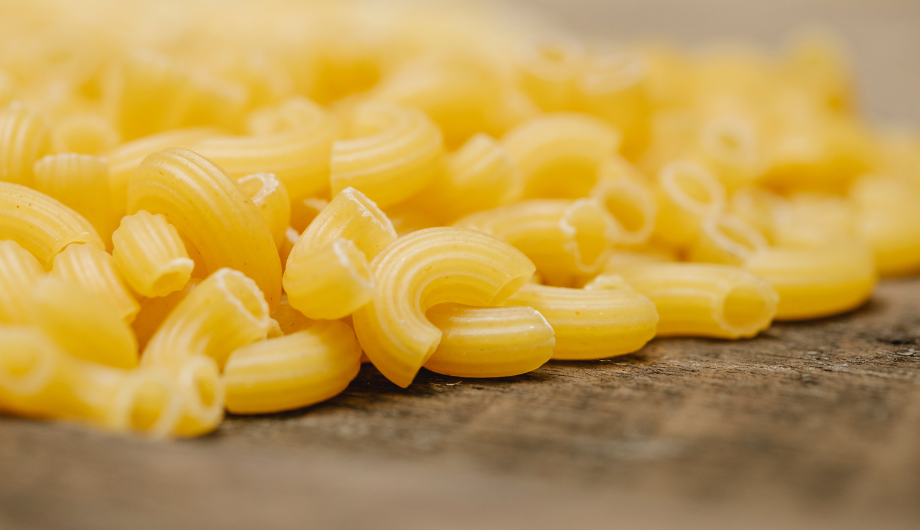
{"left": 3, "top": 1, "right": 920, "bottom": 529}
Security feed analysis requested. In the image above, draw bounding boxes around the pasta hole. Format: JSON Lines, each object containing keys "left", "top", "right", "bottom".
{"left": 565, "top": 200, "right": 613, "bottom": 270}
{"left": 239, "top": 176, "right": 265, "bottom": 198}
{"left": 723, "top": 285, "right": 768, "bottom": 330}
{"left": 493, "top": 274, "right": 531, "bottom": 304}
{"left": 152, "top": 267, "right": 190, "bottom": 294}
{"left": 128, "top": 379, "right": 169, "bottom": 433}
{"left": 674, "top": 171, "right": 714, "bottom": 205}
{"left": 219, "top": 272, "right": 270, "bottom": 323}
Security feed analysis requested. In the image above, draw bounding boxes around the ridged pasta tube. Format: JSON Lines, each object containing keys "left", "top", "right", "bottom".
{"left": 127, "top": 148, "right": 282, "bottom": 309}
{"left": 168, "top": 354, "right": 224, "bottom": 437}
{"left": 0, "top": 240, "right": 45, "bottom": 324}
{"left": 688, "top": 214, "right": 769, "bottom": 266}
{"left": 423, "top": 304, "right": 555, "bottom": 378}
{"left": 30, "top": 277, "right": 138, "bottom": 369}
{"left": 352, "top": 227, "right": 535, "bottom": 388}
{"left": 330, "top": 103, "right": 443, "bottom": 208}
{"left": 33, "top": 154, "right": 119, "bottom": 248}
{"left": 589, "top": 163, "right": 657, "bottom": 246}
{"left": 516, "top": 35, "right": 585, "bottom": 112}
{"left": 652, "top": 160, "right": 726, "bottom": 249}
{"left": 745, "top": 242, "right": 877, "bottom": 321}
{"left": 503, "top": 283, "right": 658, "bottom": 360}
{"left": 606, "top": 263, "right": 779, "bottom": 339}
{"left": 0, "top": 326, "right": 181, "bottom": 438}
{"left": 112, "top": 210, "right": 194, "bottom": 298}
{"left": 690, "top": 115, "right": 762, "bottom": 191}
{"left": 224, "top": 320, "right": 362, "bottom": 414}
{"left": 0, "top": 181, "right": 103, "bottom": 270}
{"left": 284, "top": 187, "right": 397, "bottom": 319}
{"left": 51, "top": 112, "right": 120, "bottom": 155}
{"left": 192, "top": 96, "right": 336, "bottom": 201}
{"left": 578, "top": 49, "right": 650, "bottom": 157}
{"left": 850, "top": 176, "right": 920, "bottom": 277}
{"left": 0, "top": 102, "right": 51, "bottom": 187}
{"left": 502, "top": 113, "right": 621, "bottom": 198}
{"left": 50, "top": 243, "right": 140, "bottom": 323}
{"left": 455, "top": 199, "right": 617, "bottom": 286}
{"left": 237, "top": 173, "right": 291, "bottom": 249}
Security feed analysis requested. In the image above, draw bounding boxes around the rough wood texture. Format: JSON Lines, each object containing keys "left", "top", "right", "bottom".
{"left": 2, "top": 1, "right": 920, "bottom": 529}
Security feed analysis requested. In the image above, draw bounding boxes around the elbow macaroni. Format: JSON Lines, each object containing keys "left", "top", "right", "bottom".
{"left": 112, "top": 210, "right": 194, "bottom": 298}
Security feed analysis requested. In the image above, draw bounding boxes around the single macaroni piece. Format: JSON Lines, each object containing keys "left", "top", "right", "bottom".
{"left": 132, "top": 278, "right": 200, "bottom": 351}
{"left": 284, "top": 187, "right": 396, "bottom": 319}
{"left": 589, "top": 164, "right": 657, "bottom": 246}
{"left": 455, "top": 198, "right": 616, "bottom": 286}
{"left": 605, "top": 263, "right": 778, "bottom": 339}
{"left": 192, "top": 96, "right": 336, "bottom": 201}
{"left": 168, "top": 354, "right": 224, "bottom": 437}
{"left": 745, "top": 242, "right": 877, "bottom": 321}
{"left": 51, "top": 112, "right": 121, "bottom": 155}
{"left": 423, "top": 303, "right": 555, "bottom": 378}
{"left": 237, "top": 173, "right": 291, "bottom": 249}
{"left": 0, "top": 102, "right": 51, "bottom": 187}
{"left": 0, "top": 240, "right": 45, "bottom": 324}
{"left": 33, "top": 154, "right": 119, "bottom": 248}
{"left": 127, "top": 148, "right": 282, "bottom": 308}
{"left": 112, "top": 210, "right": 194, "bottom": 298}
{"left": 503, "top": 283, "right": 658, "bottom": 360}
{"left": 224, "top": 320, "right": 362, "bottom": 414}
{"left": 517, "top": 35, "right": 585, "bottom": 112}
{"left": 330, "top": 103, "right": 443, "bottom": 208}
{"left": 51, "top": 243, "right": 140, "bottom": 323}
{"left": 850, "top": 175, "right": 920, "bottom": 277}
{"left": 0, "top": 326, "right": 181, "bottom": 438}
{"left": 30, "top": 277, "right": 138, "bottom": 369}
{"left": 106, "top": 127, "right": 222, "bottom": 215}
{"left": 578, "top": 49, "right": 650, "bottom": 157}
{"left": 0, "top": 181, "right": 103, "bottom": 270}
{"left": 408, "top": 133, "right": 523, "bottom": 223}
{"left": 688, "top": 213, "right": 769, "bottom": 266}
{"left": 352, "top": 227, "right": 535, "bottom": 388}
{"left": 652, "top": 159, "right": 726, "bottom": 249}
{"left": 502, "top": 112, "right": 621, "bottom": 198}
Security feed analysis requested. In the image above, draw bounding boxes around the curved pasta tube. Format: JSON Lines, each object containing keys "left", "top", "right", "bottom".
{"left": 51, "top": 243, "right": 140, "bottom": 323}
{"left": 0, "top": 181, "right": 103, "bottom": 270}
{"left": 31, "top": 277, "right": 138, "bottom": 369}
{"left": 652, "top": 160, "right": 726, "bottom": 249}
{"left": 33, "top": 154, "right": 119, "bottom": 248}
{"left": 503, "top": 283, "right": 658, "bottom": 360}
{"left": 352, "top": 227, "right": 535, "bottom": 388}
{"left": 330, "top": 103, "right": 443, "bottom": 208}
{"left": 237, "top": 173, "right": 291, "bottom": 249}
{"left": 423, "top": 304, "right": 555, "bottom": 378}
{"left": 143, "top": 268, "right": 272, "bottom": 370}
{"left": 51, "top": 113, "right": 120, "bottom": 155}
{"left": 605, "top": 263, "right": 778, "bottom": 339}
{"left": 284, "top": 187, "right": 396, "bottom": 319}
{"left": 408, "top": 133, "right": 523, "bottom": 223}
{"left": 192, "top": 96, "right": 336, "bottom": 201}
{"left": 688, "top": 214, "right": 769, "bottom": 266}
{"left": 106, "top": 127, "right": 222, "bottom": 216}
{"left": 589, "top": 166, "right": 657, "bottom": 246}
{"left": 107, "top": 51, "right": 194, "bottom": 140}
{"left": 455, "top": 199, "right": 617, "bottom": 286}
{"left": 0, "top": 102, "right": 51, "bottom": 187}
{"left": 127, "top": 148, "right": 282, "bottom": 309}
{"left": 0, "top": 326, "right": 181, "bottom": 438}
{"left": 578, "top": 49, "right": 650, "bottom": 157}
{"left": 0, "top": 240, "right": 45, "bottom": 324}
{"left": 169, "top": 354, "right": 224, "bottom": 437}
{"left": 745, "top": 242, "right": 877, "bottom": 321}
{"left": 112, "top": 210, "right": 194, "bottom": 298}
{"left": 224, "top": 320, "right": 362, "bottom": 414}
{"left": 132, "top": 278, "right": 200, "bottom": 351}
{"left": 516, "top": 35, "right": 584, "bottom": 112}
{"left": 690, "top": 115, "right": 762, "bottom": 190}
{"left": 501, "top": 113, "right": 621, "bottom": 199}
{"left": 848, "top": 176, "right": 920, "bottom": 277}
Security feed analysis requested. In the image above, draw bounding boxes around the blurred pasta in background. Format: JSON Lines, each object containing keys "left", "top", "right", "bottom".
{"left": 0, "top": 0, "right": 917, "bottom": 437}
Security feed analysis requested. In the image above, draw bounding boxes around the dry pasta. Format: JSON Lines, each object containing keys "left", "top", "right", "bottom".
{"left": 0, "top": 102, "right": 51, "bottom": 187}
{"left": 50, "top": 243, "right": 140, "bottom": 323}
{"left": 112, "top": 210, "right": 194, "bottom": 298}
{"left": 0, "top": 240, "right": 46, "bottom": 324}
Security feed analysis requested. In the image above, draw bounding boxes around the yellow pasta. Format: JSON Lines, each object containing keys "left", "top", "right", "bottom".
{"left": 132, "top": 278, "right": 200, "bottom": 351}
{"left": 224, "top": 320, "right": 362, "bottom": 414}
{"left": 687, "top": 213, "right": 769, "bottom": 266}
{"left": 51, "top": 113, "right": 120, "bottom": 155}
{"left": 728, "top": 186, "right": 783, "bottom": 242}
{"left": 455, "top": 198, "right": 616, "bottom": 286}
{"left": 772, "top": 192, "right": 856, "bottom": 248}
{"left": 503, "top": 283, "right": 658, "bottom": 360}
{"left": 745, "top": 242, "right": 877, "bottom": 321}
{"left": 330, "top": 103, "right": 443, "bottom": 208}
{"left": 502, "top": 113, "right": 621, "bottom": 198}
{"left": 423, "top": 304, "right": 555, "bottom": 378}
{"left": 272, "top": 295, "right": 314, "bottom": 335}
{"left": 0, "top": 240, "right": 45, "bottom": 324}
{"left": 652, "top": 159, "right": 726, "bottom": 249}
{"left": 0, "top": 326, "right": 180, "bottom": 437}
{"left": 689, "top": 115, "right": 762, "bottom": 190}
{"left": 284, "top": 187, "right": 397, "bottom": 319}
{"left": 50, "top": 243, "right": 140, "bottom": 323}
{"left": 290, "top": 197, "right": 328, "bottom": 233}
{"left": 589, "top": 161, "right": 657, "bottom": 246}
{"left": 192, "top": 96, "right": 336, "bottom": 201}
{"left": 850, "top": 175, "right": 920, "bottom": 277}
{"left": 30, "top": 277, "right": 138, "bottom": 369}
{"left": 165, "top": 354, "right": 224, "bottom": 437}
{"left": 0, "top": 181, "right": 103, "bottom": 270}
{"left": 127, "top": 148, "right": 282, "bottom": 309}
{"left": 279, "top": 226, "right": 300, "bottom": 270}
{"left": 604, "top": 263, "right": 778, "bottom": 339}
{"left": 352, "top": 227, "right": 535, "bottom": 388}
{"left": 0, "top": 101, "right": 51, "bottom": 187}
{"left": 32, "top": 154, "right": 119, "bottom": 248}
{"left": 237, "top": 173, "right": 291, "bottom": 249}
{"left": 111, "top": 210, "right": 194, "bottom": 298}
{"left": 516, "top": 35, "right": 585, "bottom": 112}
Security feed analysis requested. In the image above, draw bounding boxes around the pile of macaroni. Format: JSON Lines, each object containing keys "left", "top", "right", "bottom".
{"left": 0, "top": 0, "right": 916, "bottom": 438}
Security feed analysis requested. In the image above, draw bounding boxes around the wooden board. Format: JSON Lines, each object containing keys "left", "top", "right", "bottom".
{"left": 2, "top": 1, "right": 920, "bottom": 529}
